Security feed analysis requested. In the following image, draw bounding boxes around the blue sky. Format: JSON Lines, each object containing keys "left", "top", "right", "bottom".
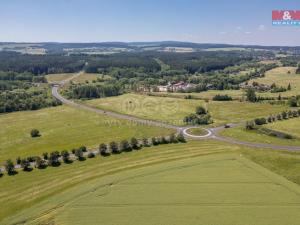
{"left": 0, "top": 0, "right": 299, "bottom": 45}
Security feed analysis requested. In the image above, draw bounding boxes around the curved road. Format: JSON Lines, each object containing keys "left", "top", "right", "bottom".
{"left": 52, "top": 84, "right": 300, "bottom": 152}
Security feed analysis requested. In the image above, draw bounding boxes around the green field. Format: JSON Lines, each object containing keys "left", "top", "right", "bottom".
{"left": 85, "top": 93, "right": 290, "bottom": 126}
{"left": 0, "top": 105, "right": 172, "bottom": 163}
{"left": 265, "top": 117, "right": 300, "bottom": 139}
{"left": 249, "top": 66, "right": 300, "bottom": 97}
{"left": 221, "top": 118, "right": 300, "bottom": 146}
{"left": 2, "top": 148, "right": 300, "bottom": 225}
{"left": 45, "top": 73, "right": 76, "bottom": 83}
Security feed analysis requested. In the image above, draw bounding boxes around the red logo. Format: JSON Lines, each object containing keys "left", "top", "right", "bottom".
{"left": 272, "top": 10, "right": 300, "bottom": 20}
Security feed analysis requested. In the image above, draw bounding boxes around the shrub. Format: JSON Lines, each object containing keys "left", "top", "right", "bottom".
{"left": 282, "top": 111, "right": 288, "bottom": 119}
{"left": 75, "top": 149, "right": 84, "bottom": 160}
{"left": 5, "top": 159, "right": 16, "bottom": 175}
{"left": 130, "top": 138, "right": 139, "bottom": 149}
{"left": 48, "top": 151, "right": 60, "bottom": 166}
{"left": 254, "top": 118, "right": 267, "bottom": 125}
{"left": 152, "top": 137, "right": 159, "bottom": 146}
{"left": 61, "top": 150, "right": 70, "bottom": 163}
{"left": 288, "top": 97, "right": 298, "bottom": 107}
{"left": 30, "top": 129, "right": 40, "bottom": 138}
{"left": 35, "top": 157, "right": 47, "bottom": 169}
{"left": 42, "top": 152, "right": 48, "bottom": 160}
{"left": 276, "top": 114, "right": 282, "bottom": 120}
{"left": 120, "top": 140, "right": 132, "bottom": 152}
{"left": 109, "top": 141, "right": 120, "bottom": 154}
{"left": 87, "top": 152, "right": 95, "bottom": 158}
{"left": 20, "top": 159, "right": 31, "bottom": 171}
{"left": 99, "top": 143, "right": 109, "bottom": 156}
{"left": 245, "top": 121, "right": 255, "bottom": 130}
{"left": 142, "top": 138, "right": 150, "bottom": 147}
{"left": 161, "top": 136, "right": 169, "bottom": 144}
{"left": 79, "top": 146, "right": 87, "bottom": 152}
{"left": 176, "top": 132, "right": 186, "bottom": 143}
{"left": 246, "top": 88, "right": 257, "bottom": 102}
{"left": 213, "top": 94, "right": 233, "bottom": 101}
{"left": 169, "top": 133, "right": 178, "bottom": 143}
{"left": 195, "top": 106, "right": 207, "bottom": 115}
{"left": 16, "top": 157, "right": 21, "bottom": 164}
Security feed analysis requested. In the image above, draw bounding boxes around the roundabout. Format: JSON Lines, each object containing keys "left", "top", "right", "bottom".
{"left": 182, "top": 127, "right": 212, "bottom": 138}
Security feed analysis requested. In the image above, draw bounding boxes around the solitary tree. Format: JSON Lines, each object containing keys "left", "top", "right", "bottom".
{"left": 246, "top": 88, "right": 257, "bottom": 102}
{"left": 195, "top": 106, "right": 207, "bottom": 115}
{"left": 287, "top": 83, "right": 291, "bottom": 91}
{"left": 30, "top": 129, "right": 40, "bottom": 138}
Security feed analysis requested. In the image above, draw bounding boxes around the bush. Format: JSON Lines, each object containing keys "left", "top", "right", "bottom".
{"left": 142, "top": 138, "right": 150, "bottom": 147}
{"left": 79, "top": 146, "right": 87, "bottom": 152}
{"left": 30, "top": 129, "right": 40, "bottom": 138}
{"left": 176, "top": 132, "right": 186, "bottom": 143}
{"left": 120, "top": 140, "right": 132, "bottom": 152}
{"left": 35, "top": 156, "right": 47, "bottom": 169}
{"left": 75, "top": 149, "right": 84, "bottom": 160}
{"left": 254, "top": 118, "right": 267, "bottom": 125}
{"left": 42, "top": 152, "right": 48, "bottom": 160}
{"left": 169, "top": 133, "right": 178, "bottom": 143}
{"left": 288, "top": 97, "right": 298, "bottom": 107}
{"left": 99, "top": 143, "right": 109, "bottom": 156}
{"left": 61, "top": 150, "right": 70, "bottom": 163}
{"left": 195, "top": 106, "right": 207, "bottom": 115}
{"left": 152, "top": 137, "right": 159, "bottom": 145}
{"left": 20, "top": 159, "right": 31, "bottom": 171}
{"left": 109, "top": 141, "right": 120, "bottom": 154}
{"left": 5, "top": 159, "right": 16, "bottom": 175}
{"left": 213, "top": 94, "right": 233, "bottom": 101}
{"left": 48, "top": 151, "right": 60, "bottom": 166}
{"left": 87, "top": 152, "right": 95, "bottom": 158}
{"left": 245, "top": 121, "right": 255, "bottom": 130}
{"left": 282, "top": 111, "right": 288, "bottom": 119}
{"left": 130, "top": 138, "right": 139, "bottom": 149}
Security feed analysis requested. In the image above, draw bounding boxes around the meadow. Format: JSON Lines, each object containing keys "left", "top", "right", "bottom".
{"left": 85, "top": 93, "right": 290, "bottom": 126}
{"left": 0, "top": 105, "right": 172, "bottom": 163}
{"left": 2, "top": 145, "right": 300, "bottom": 225}
{"left": 221, "top": 118, "right": 300, "bottom": 146}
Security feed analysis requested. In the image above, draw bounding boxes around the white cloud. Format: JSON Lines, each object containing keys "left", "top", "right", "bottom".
{"left": 219, "top": 31, "right": 227, "bottom": 35}
{"left": 244, "top": 31, "right": 251, "bottom": 34}
{"left": 236, "top": 26, "right": 242, "bottom": 30}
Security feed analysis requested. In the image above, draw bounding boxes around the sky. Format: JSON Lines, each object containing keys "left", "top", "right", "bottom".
{"left": 0, "top": 0, "right": 300, "bottom": 45}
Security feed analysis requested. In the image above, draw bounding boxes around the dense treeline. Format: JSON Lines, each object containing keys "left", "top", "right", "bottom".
{"left": 0, "top": 52, "right": 86, "bottom": 75}
{"left": 85, "top": 53, "right": 161, "bottom": 73}
{"left": 0, "top": 89, "right": 61, "bottom": 113}
{"left": 65, "top": 84, "right": 122, "bottom": 99}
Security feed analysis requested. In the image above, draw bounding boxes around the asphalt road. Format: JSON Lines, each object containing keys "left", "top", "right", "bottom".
{"left": 52, "top": 84, "right": 300, "bottom": 152}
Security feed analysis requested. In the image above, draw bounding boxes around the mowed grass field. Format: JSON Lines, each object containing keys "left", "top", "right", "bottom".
{"left": 221, "top": 118, "right": 300, "bottom": 146}
{"left": 0, "top": 140, "right": 235, "bottom": 224}
{"left": 265, "top": 117, "right": 300, "bottom": 139}
{"left": 85, "top": 93, "right": 290, "bottom": 126}
{"left": 2, "top": 149, "right": 300, "bottom": 225}
{"left": 0, "top": 105, "right": 172, "bottom": 163}
{"left": 46, "top": 72, "right": 107, "bottom": 84}
{"left": 249, "top": 66, "right": 300, "bottom": 97}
